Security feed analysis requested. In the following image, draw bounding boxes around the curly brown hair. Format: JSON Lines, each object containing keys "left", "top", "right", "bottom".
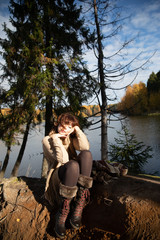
{"left": 57, "top": 113, "right": 80, "bottom": 128}
{"left": 49, "top": 113, "right": 80, "bottom": 135}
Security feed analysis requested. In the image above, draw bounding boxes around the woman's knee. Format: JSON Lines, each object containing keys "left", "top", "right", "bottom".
{"left": 67, "top": 160, "right": 80, "bottom": 173}
{"left": 79, "top": 150, "right": 93, "bottom": 161}
{"left": 59, "top": 161, "right": 80, "bottom": 181}
{"left": 77, "top": 150, "right": 93, "bottom": 176}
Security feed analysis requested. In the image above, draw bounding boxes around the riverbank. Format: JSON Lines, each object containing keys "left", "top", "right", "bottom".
{"left": 0, "top": 174, "right": 160, "bottom": 240}
{"left": 1, "top": 114, "right": 160, "bottom": 178}
{"left": 148, "top": 112, "right": 160, "bottom": 116}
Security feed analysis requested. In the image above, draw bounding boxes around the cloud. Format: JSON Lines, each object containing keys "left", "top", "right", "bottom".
{"left": 0, "top": 0, "right": 13, "bottom": 40}
{"left": 0, "top": 16, "right": 11, "bottom": 39}
{"left": 0, "top": 0, "right": 159, "bottom": 103}
{"left": 0, "top": 0, "right": 9, "bottom": 10}
{"left": 87, "top": 2, "right": 159, "bottom": 72}
{"left": 130, "top": 1, "right": 160, "bottom": 32}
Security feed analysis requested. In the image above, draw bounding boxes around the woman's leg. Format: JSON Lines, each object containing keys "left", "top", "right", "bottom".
{"left": 55, "top": 161, "right": 79, "bottom": 239}
{"left": 58, "top": 150, "right": 93, "bottom": 187}
{"left": 58, "top": 160, "right": 80, "bottom": 187}
{"left": 77, "top": 150, "right": 93, "bottom": 177}
{"left": 70, "top": 150, "right": 93, "bottom": 229}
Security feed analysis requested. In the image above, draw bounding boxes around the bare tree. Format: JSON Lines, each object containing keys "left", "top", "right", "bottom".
{"left": 90, "top": 0, "right": 108, "bottom": 161}
{"left": 79, "top": 0, "right": 153, "bottom": 161}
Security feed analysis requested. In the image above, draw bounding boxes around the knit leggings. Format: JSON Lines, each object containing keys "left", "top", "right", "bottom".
{"left": 58, "top": 150, "right": 93, "bottom": 187}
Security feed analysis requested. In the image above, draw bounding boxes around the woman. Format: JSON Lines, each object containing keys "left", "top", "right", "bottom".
{"left": 42, "top": 113, "right": 93, "bottom": 239}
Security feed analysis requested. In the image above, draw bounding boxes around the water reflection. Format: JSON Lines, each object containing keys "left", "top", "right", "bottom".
{"left": 0, "top": 124, "right": 44, "bottom": 178}
{"left": 127, "top": 115, "right": 160, "bottom": 175}
{"left": 0, "top": 115, "right": 160, "bottom": 178}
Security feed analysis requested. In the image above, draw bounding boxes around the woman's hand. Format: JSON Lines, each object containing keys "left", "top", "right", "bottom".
{"left": 52, "top": 125, "right": 80, "bottom": 139}
{"left": 55, "top": 133, "right": 67, "bottom": 138}
{"left": 56, "top": 124, "right": 75, "bottom": 138}
{"left": 72, "top": 125, "right": 80, "bottom": 133}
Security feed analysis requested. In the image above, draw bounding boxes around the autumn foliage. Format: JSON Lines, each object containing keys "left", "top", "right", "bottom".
{"left": 81, "top": 105, "right": 101, "bottom": 117}
{"left": 118, "top": 71, "right": 160, "bottom": 115}
{"left": 118, "top": 82, "right": 148, "bottom": 115}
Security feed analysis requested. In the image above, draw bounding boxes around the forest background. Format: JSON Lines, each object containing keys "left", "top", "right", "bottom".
{"left": 0, "top": 0, "right": 160, "bottom": 178}
{"left": 3, "top": 68, "right": 160, "bottom": 118}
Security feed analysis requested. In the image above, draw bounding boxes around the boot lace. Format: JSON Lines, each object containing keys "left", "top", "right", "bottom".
{"left": 74, "top": 189, "right": 90, "bottom": 217}
{"left": 59, "top": 199, "right": 70, "bottom": 224}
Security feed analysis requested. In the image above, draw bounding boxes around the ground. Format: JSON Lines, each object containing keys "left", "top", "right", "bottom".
{"left": 0, "top": 174, "right": 160, "bottom": 240}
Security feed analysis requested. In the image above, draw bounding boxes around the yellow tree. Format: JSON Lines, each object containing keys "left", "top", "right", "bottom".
{"left": 118, "top": 82, "right": 148, "bottom": 115}
{"left": 132, "top": 82, "right": 148, "bottom": 115}
{"left": 118, "top": 86, "right": 134, "bottom": 114}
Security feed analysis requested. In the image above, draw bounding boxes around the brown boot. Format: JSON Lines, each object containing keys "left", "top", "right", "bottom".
{"left": 55, "top": 183, "right": 77, "bottom": 239}
{"left": 70, "top": 175, "right": 93, "bottom": 229}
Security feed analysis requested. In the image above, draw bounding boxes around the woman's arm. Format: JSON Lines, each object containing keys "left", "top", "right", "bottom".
{"left": 72, "top": 126, "right": 90, "bottom": 151}
{"left": 50, "top": 134, "right": 69, "bottom": 164}
{"left": 42, "top": 134, "right": 69, "bottom": 167}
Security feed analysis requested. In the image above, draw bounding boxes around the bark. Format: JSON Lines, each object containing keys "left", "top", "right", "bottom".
{"left": 93, "top": 0, "right": 108, "bottom": 161}
{"left": 42, "top": 7, "right": 53, "bottom": 176}
{"left": 0, "top": 145, "right": 11, "bottom": 179}
{"left": 41, "top": 156, "right": 48, "bottom": 178}
{"left": 44, "top": 9, "right": 53, "bottom": 137}
{"left": 10, "top": 119, "right": 31, "bottom": 177}
{"left": 45, "top": 94, "right": 53, "bottom": 136}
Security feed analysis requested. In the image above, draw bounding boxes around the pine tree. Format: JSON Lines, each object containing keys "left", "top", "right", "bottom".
{"left": 109, "top": 124, "right": 152, "bottom": 174}
{"left": 147, "top": 72, "right": 158, "bottom": 93}
{"left": 0, "top": 0, "right": 95, "bottom": 177}
{"left": 147, "top": 71, "right": 160, "bottom": 112}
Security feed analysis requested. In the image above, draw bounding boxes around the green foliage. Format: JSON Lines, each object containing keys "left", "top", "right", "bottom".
{"left": 109, "top": 124, "right": 153, "bottom": 174}
{"left": 119, "top": 71, "right": 160, "bottom": 115}
{"left": 146, "top": 71, "right": 160, "bottom": 112}
{"left": 0, "top": 0, "right": 96, "bottom": 138}
{"left": 147, "top": 71, "right": 160, "bottom": 93}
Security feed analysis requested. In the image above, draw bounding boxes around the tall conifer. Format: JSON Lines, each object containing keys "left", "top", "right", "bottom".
{"left": 0, "top": 0, "right": 95, "bottom": 177}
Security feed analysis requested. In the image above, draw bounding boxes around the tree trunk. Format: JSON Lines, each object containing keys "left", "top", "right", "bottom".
{"left": 45, "top": 94, "right": 53, "bottom": 136}
{"left": 42, "top": 5, "right": 53, "bottom": 176}
{"left": 41, "top": 156, "right": 48, "bottom": 178}
{"left": 11, "top": 120, "right": 31, "bottom": 177}
{"left": 101, "top": 106, "right": 108, "bottom": 161}
{"left": 43, "top": 3, "right": 53, "bottom": 137}
{"left": 0, "top": 145, "right": 11, "bottom": 179}
{"left": 42, "top": 95, "right": 52, "bottom": 178}
{"left": 93, "top": 0, "right": 108, "bottom": 161}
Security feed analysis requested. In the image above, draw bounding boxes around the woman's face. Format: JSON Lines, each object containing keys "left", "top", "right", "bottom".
{"left": 58, "top": 123, "right": 73, "bottom": 136}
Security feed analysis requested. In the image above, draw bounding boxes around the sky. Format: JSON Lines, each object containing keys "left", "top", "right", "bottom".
{"left": 0, "top": 0, "right": 160, "bottom": 104}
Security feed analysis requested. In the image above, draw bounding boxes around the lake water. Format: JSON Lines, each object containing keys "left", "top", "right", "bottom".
{"left": 0, "top": 115, "right": 160, "bottom": 178}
